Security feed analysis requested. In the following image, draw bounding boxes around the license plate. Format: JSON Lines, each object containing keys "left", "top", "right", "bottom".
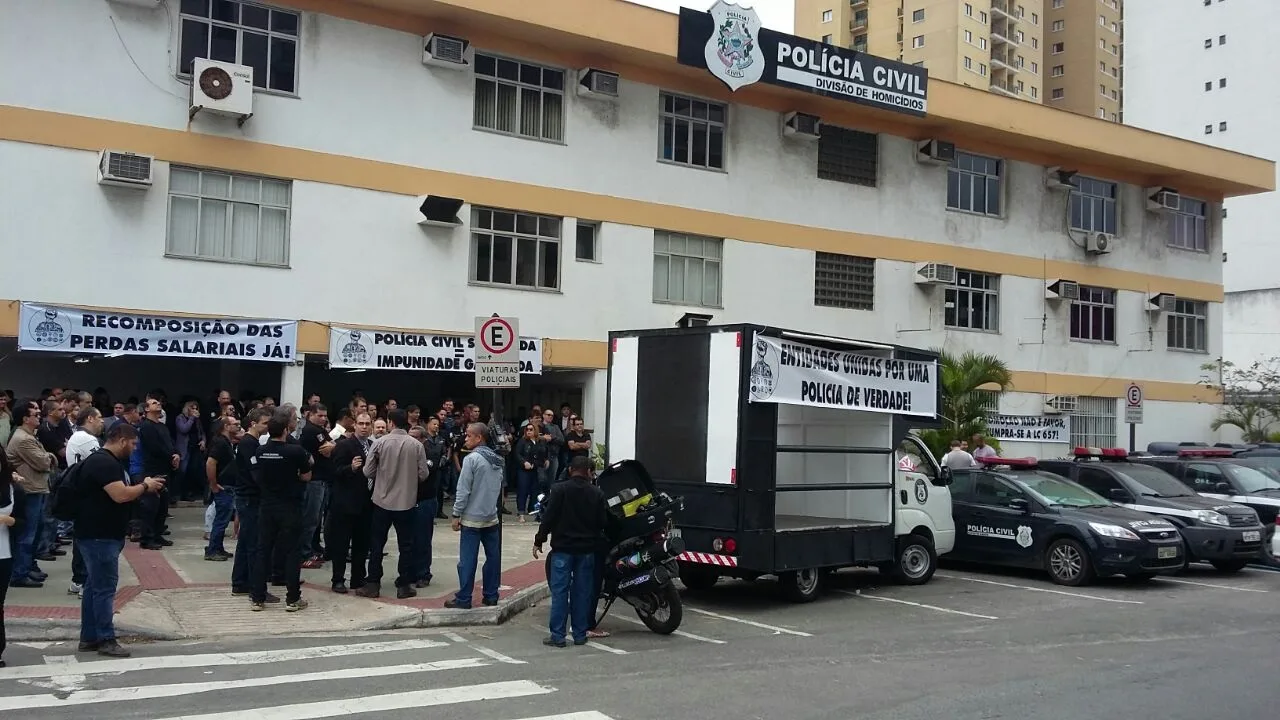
{"left": 1157, "top": 546, "right": 1178, "bottom": 559}
{"left": 668, "top": 528, "right": 682, "bottom": 539}
{"left": 1243, "top": 531, "right": 1261, "bottom": 543}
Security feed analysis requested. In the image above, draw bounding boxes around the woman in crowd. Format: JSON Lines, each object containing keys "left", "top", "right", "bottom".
{"left": 1, "top": 444, "right": 28, "bottom": 667}
{"left": 515, "top": 423, "right": 548, "bottom": 522}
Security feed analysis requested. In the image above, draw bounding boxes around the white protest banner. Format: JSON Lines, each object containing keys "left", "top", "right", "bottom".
{"left": 746, "top": 333, "right": 936, "bottom": 417}
{"left": 329, "top": 325, "right": 542, "bottom": 374}
{"left": 984, "top": 414, "right": 1071, "bottom": 443}
{"left": 18, "top": 302, "right": 298, "bottom": 362}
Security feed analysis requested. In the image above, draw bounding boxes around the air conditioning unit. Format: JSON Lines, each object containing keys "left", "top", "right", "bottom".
{"left": 1146, "top": 186, "right": 1181, "bottom": 212}
{"left": 916, "top": 139, "right": 955, "bottom": 165}
{"left": 1045, "top": 279, "right": 1080, "bottom": 301}
{"left": 189, "top": 58, "right": 253, "bottom": 125}
{"left": 577, "top": 68, "right": 619, "bottom": 99}
{"left": 1086, "top": 232, "right": 1113, "bottom": 254}
{"left": 1043, "top": 394, "right": 1078, "bottom": 414}
{"left": 422, "top": 33, "right": 470, "bottom": 69}
{"left": 1045, "top": 166, "right": 1077, "bottom": 191}
{"left": 107, "top": 0, "right": 163, "bottom": 7}
{"left": 417, "top": 195, "right": 464, "bottom": 228}
{"left": 914, "top": 262, "right": 957, "bottom": 285}
{"left": 96, "top": 150, "right": 153, "bottom": 189}
{"left": 781, "top": 111, "right": 822, "bottom": 140}
{"left": 1147, "top": 292, "right": 1177, "bottom": 314}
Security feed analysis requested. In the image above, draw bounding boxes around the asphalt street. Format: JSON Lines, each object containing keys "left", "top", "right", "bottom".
{"left": 2, "top": 561, "right": 1277, "bottom": 720}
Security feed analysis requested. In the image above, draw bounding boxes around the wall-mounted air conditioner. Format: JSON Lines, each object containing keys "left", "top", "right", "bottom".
{"left": 781, "top": 111, "right": 821, "bottom": 140}
{"left": 189, "top": 58, "right": 253, "bottom": 125}
{"left": 107, "top": 0, "right": 163, "bottom": 8}
{"left": 916, "top": 139, "right": 955, "bottom": 165}
{"left": 422, "top": 34, "right": 470, "bottom": 69}
{"left": 1045, "top": 166, "right": 1077, "bottom": 191}
{"left": 1145, "top": 186, "right": 1181, "bottom": 212}
{"left": 1086, "top": 232, "right": 1113, "bottom": 255}
{"left": 1147, "top": 293, "right": 1177, "bottom": 314}
{"left": 417, "top": 195, "right": 465, "bottom": 228}
{"left": 1045, "top": 279, "right": 1080, "bottom": 301}
{"left": 97, "top": 150, "right": 154, "bottom": 189}
{"left": 577, "top": 68, "right": 619, "bottom": 99}
{"left": 914, "top": 262, "right": 957, "bottom": 285}
{"left": 1043, "top": 395, "right": 1078, "bottom": 414}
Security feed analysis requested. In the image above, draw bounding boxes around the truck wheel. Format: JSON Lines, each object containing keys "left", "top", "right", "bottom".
{"left": 1210, "top": 559, "right": 1249, "bottom": 573}
{"left": 679, "top": 565, "right": 719, "bottom": 592}
{"left": 779, "top": 568, "right": 823, "bottom": 603}
{"left": 1045, "top": 538, "right": 1096, "bottom": 587}
{"left": 892, "top": 534, "right": 937, "bottom": 586}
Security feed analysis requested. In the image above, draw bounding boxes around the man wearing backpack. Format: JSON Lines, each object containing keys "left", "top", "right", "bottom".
{"left": 62, "top": 406, "right": 104, "bottom": 597}
{"left": 73, "top": 422, "right": 165, "bottom": 657}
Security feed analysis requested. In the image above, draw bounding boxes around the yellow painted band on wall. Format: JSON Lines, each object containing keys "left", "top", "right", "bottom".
{"left": 0, "top": 105, "right": 1225, "bottom": 302}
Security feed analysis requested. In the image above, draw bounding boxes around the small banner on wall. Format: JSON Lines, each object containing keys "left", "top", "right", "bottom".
{"left": 328, "top": 325, "right": 543, "bottom": 374}
{"left": 17, "top": 302, "right": 298, "bottom": 362}
{"left": 985, "top": 414, "right": 1071, "bottom": 443}
{"left": 746, "top": 333, "right": 937, "bottom": 417}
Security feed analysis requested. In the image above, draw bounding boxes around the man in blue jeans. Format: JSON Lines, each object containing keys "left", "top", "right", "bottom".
{"left": 532, "top": 456, "right": 610, "bottom": 647}
{"left": 73, "top": 422, "right": 166, "bottom": 657}
{"left": 445, "top": 423, "right": 504, "bottom": 610}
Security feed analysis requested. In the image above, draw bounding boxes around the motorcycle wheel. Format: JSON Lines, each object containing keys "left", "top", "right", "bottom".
{"left": 637, "top": 584, "right": 683, "bottom": 635}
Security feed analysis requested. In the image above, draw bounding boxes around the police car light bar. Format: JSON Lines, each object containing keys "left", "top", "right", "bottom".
{"left": 1072, "top": 447, "right": 1128, "bottom": 458}
{"left": 1176, "top": 448, "right": 1235, "bottom": 457}
{"left": 977, "top": 456, "right": 1038, "bottom": 468}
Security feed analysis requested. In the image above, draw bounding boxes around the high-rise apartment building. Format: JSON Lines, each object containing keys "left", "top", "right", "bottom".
{"left": 795, "top": 0, "right": 1123, "bottom": 115}
{"left": 1124, "top": 0, "right": 1279, "bottom": 366}
{"left": 1044, "top": 0, "right": 1124, "bottom": 121}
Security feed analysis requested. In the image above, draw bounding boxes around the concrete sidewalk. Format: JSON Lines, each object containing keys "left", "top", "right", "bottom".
{"left": 6, "top": 502, "right": 549, "bottom": 641}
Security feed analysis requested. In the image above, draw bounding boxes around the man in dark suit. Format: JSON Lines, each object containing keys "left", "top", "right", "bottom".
{"left": 326, "top": 412, "right": 374, "bottom": 593}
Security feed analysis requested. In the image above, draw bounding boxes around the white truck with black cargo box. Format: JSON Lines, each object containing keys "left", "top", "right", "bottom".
{"left": 606, "top": 323, "right": 955, "bottom": 602}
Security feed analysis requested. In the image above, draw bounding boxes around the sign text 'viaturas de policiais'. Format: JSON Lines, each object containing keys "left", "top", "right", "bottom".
{"left": 677, "top": 1, "right": 929, "bottom": 117}
{"left": 17, "top": 302, "right": 298, "bottom": 362}
{"left": 747, "top": 334, "right": 938, "bottom": 418}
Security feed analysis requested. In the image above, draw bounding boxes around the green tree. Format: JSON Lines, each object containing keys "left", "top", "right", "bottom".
{"left": 1200, "top": 357, "right": 1280, "bottom": 443}
{"left": 918, "top": 349, "right": 1014, "bottom": 459}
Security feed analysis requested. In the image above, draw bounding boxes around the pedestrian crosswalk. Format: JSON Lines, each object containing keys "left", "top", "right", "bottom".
{"left": 0, "top": 636, "right": 620, "bottom": 719}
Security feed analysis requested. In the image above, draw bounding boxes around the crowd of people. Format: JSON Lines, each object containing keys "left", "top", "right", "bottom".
{"left": 0, "top": 387, "right": 595, "bottom": 664}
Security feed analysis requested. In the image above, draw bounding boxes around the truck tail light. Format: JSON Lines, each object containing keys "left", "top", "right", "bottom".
{"left": 712, "top": 537, "right": 737, "bottom": 553}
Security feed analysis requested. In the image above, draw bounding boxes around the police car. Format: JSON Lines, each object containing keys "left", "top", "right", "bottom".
{"left": 1127, "top": 448, "right": 1280, "bottom": 565}
{"left": 950, "top": 456, "right": 1183, "bottom": 586}
{"left": 1039, "top": 448, "right": 1264, "bottom": 573}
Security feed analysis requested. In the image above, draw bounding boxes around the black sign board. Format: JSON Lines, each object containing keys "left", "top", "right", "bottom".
{"left": 676, "top": 3, "right": 928, "bottom": 117}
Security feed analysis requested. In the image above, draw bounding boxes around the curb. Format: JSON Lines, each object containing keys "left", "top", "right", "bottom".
{"left": 6, "top": 583, "right": 550, "bottom": 642}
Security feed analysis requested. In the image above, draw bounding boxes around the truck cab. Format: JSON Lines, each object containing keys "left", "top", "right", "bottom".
{"left": 893, "top": 436, "right": 956, "bottom": 581}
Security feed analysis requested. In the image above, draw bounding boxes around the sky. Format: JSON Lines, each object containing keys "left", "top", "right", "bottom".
{"left": 627, "top": 0, "right": 796, "bottom": 34}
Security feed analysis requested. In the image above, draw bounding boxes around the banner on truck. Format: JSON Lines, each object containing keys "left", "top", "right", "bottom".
{"left": 18, "top": 302, "right": 297, "bottom": 362}
{"left": 747, "top": 333, "right": 937, "bottom": 417}
{"left": 984, "top": 414, "right": 1071, "bottom": 443}
{"left": 328, "top": 325, "right": 542, "bottom": 373}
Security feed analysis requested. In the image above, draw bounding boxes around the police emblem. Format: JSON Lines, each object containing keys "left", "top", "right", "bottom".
{"left": 704, "top": 1, "right": 766, "bottom": 91}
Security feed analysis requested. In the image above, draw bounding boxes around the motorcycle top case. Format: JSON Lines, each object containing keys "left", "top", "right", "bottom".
{"left": 597, "top": 460, "right": 683, "bottom": 541}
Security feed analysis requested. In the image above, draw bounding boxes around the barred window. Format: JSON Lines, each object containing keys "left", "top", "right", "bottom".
{"left": 166, "top": 167, "right": 290, "bottom": 267}
{"left": 1170, "top": 196, "right": 1208, "bottom": 252}
{"left": 1167, "top": 298, "right": 1208, "bottom": 352}
{"left": 945, "top": 270, "right": 999, "bottom": 331}
{"left": 659, "top": 92, "right": 726, "bottom": 170}
{"left": 1069, "top": 176, "right": 1118, "bottom": 235}
{"left": 1070, "top": 396, "right": 1117, "bottom": 448}
{"left": 653, "top": 231, "right": 722, "bottom": 307}
{"left": 814, "top": 252, "right": 875, "bottom": 310}
{"left": 817, "top": 126, "right": 878, "bottom": 186}
{"left": 947, "top": 152, "right": 1002, "bottom": 216}
{"left": 473, "top": 54, "right": 565, "bottom": 142}
{"left": 471, "top": 207, "right": 561, "bottom": 290}
{"left": 1070, "top": 285, "right": 1116, "bottom": 343}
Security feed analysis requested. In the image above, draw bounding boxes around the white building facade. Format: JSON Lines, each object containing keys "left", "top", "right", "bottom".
{"left": 0, "top": 0, "right": 1269, "bottom": 454}
{"left": 1123, "top": 0, "right": 1280, "bottom": 368}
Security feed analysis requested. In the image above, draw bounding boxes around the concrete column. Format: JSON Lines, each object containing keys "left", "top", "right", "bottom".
{"left": 279, "top": 357, "right": 306, "bottom": 409}
{"left": 581, "top": 368, "right": 608, "bottom": 446}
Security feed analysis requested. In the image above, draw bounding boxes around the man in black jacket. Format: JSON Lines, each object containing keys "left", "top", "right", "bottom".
{"left": 326, "top": 412, "right": 373, "bottom": 593}
{"left": 137, "top": 396, "right": 178, "bottom": 551}
{"left": 231, "top": 408, "right": 278, "bottom": 602}
{"left": 533, "top": 456, "right": 609, "bottom": 648}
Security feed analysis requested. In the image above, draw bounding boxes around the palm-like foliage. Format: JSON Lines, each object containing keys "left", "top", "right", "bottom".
{"left": 918, "top": 349, "right": 1014, "bottom": 459}
{"left": 1210, "top": 405, "right": 1273, "bottom": 444}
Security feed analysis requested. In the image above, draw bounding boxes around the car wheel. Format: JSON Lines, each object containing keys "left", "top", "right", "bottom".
{"left": 892, "top": 534, "right": 937, "bottom": 586}
{"left": 1045, "top": 538, "right": 1096, "bottom": 587}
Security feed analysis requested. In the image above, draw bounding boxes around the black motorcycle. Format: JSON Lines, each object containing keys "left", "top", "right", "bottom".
{"left": 532, "top": 460, "right": 686, "bottom": 635}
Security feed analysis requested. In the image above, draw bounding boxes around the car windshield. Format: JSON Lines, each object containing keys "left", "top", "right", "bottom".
{"left": 1014, "top": 471, "right": 1111, "bottom": 507}
{"left": 1111, "top": 464, "right": 1196, "bottom": 497}
{"left": 1224, "top": 462, "right": 1280, "bottom": 493}
{"left": 1232, "top": 456, "right": 1280, "bottom": 479}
